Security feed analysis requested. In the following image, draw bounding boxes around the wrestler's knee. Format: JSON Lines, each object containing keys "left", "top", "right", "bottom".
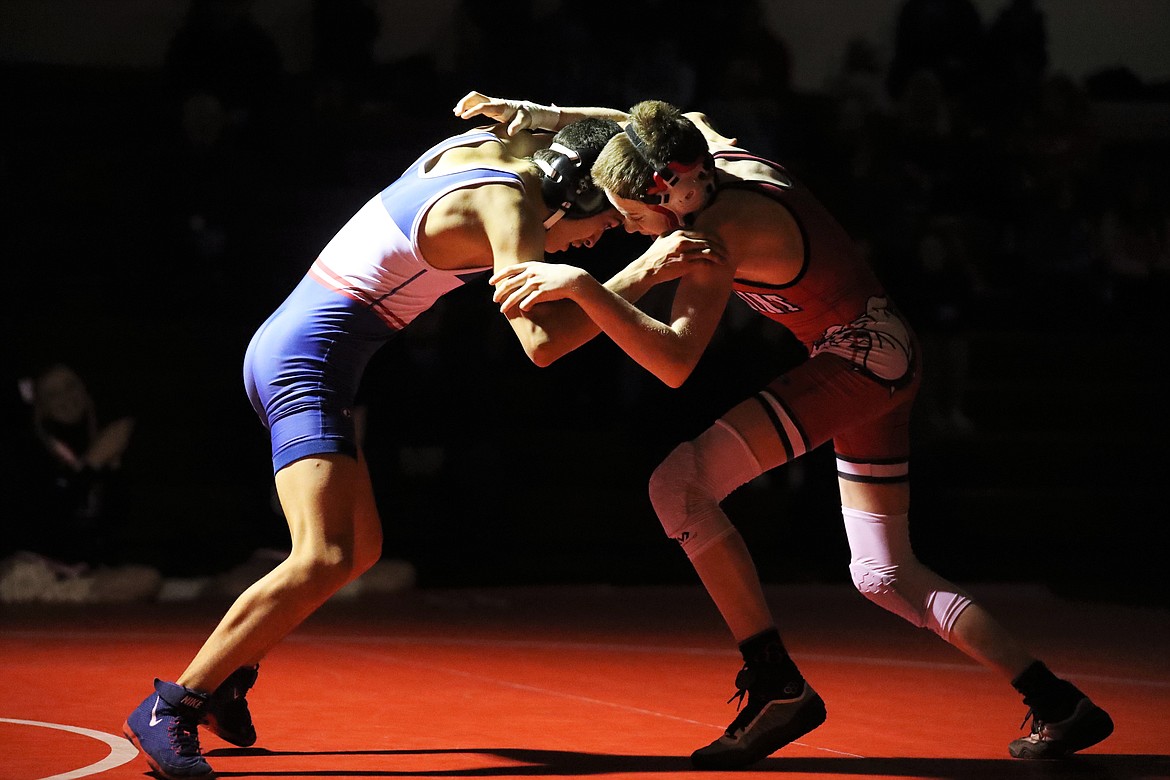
{"left": 649, "top": 442, "right": 723, "bottom": 551}
{"left": 849, "top": 559, "right": 928, "bottom": 628}
{"left": 283, "top": 544, "right": 364, "bottom": 596}
{"left": 848, "top": 556, "right": 971, "bottom": 640}
{"left": 648, "top": 441, "right": 700, "bottom": 523}
{"left": 352, "top": 539, "right": 382, "bottom": 580}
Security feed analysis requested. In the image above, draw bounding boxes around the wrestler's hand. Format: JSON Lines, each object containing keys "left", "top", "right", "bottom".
{"left": 453, "top": 91, "right": 561, "bottom": 135}
{"left": 490, "top": 262, "right": 591, "bottom": 312}
{"left": 635, "top": 230, "right": 728, "bottom": 285}
{"left": 686, "top": 111, "right": 740, "bottom": 147}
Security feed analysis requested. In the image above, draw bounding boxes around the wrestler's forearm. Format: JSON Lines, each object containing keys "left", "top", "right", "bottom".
{"left": 550, "top": 106, "right": 629, "bottom": 129}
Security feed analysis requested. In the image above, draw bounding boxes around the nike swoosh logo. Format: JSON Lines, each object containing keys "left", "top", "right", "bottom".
{"left": 149, "top": 696, "right": 163, "bottom": 727}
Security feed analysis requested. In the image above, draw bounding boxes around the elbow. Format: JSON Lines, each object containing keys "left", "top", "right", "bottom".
{"left": 656, "top": 356, "right": 698, "bottom": 389}
{"left": 527, "top": 337, "right": 567, "bottom": 368}
{"left": 510, "top": 308, "right": 584, "bottom": 367}
{"left": 529, "top": 344, "right": 558, "bottom": 368}
{"left": 511, "top": 323, "right": 559, "bottom": 367}
{"left": 660, "top": 368, "right": 691, "bottom": 389}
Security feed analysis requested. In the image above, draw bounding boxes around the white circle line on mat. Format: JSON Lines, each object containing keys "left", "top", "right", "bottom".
{"left": 0, "top": 717, "right": 138, "bottom": 780}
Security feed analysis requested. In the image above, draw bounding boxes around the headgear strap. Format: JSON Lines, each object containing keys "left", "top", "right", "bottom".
{"left": 623, "top": 123, "right": 715, "bottom": 228}
{"left": 549, "top": 142, "right": 580, "bottom": 162}
{"left": 538, "top": 142, "right": 608, "bottom": 229}
{"left": 535, "top": 152, "right": 568, "bottom": 228}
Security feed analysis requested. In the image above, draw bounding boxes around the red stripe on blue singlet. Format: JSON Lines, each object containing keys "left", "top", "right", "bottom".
{"left": 308, "top": 261, "right": 408, "bottom": 330}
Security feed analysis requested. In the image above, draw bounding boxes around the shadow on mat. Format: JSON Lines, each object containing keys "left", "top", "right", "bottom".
{"left": 205, "top": 747, "right": 1170, "bottom": 778}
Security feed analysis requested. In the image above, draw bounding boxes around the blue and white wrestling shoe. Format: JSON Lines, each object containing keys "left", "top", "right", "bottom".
{"left": 123, "top": 679, "right": 212, "bottom": 779}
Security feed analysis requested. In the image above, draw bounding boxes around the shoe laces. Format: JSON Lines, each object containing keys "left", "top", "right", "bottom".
{"left": 1019, "top": 709, "right": 1043, "bottom": 735}
{"left": 723, "top": 666, "right": 777, "bottom": 736}
{"left": 168, "top": 714, "right": 203, "bottom": 757}
{"left": 726, "top": 666, "right": 756, "bottom": 711}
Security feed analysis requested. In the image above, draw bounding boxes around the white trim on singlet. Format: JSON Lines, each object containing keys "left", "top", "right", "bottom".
{"left": 404, "top": 129, "right": 526, "bottom": 275}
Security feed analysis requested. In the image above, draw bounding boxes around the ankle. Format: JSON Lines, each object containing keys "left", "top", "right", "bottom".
{"left": 737, "top": 630, "right": 804, "bottom": 694}
{"left": 1012, "top": 661, "right": 1084, "bottom": 722}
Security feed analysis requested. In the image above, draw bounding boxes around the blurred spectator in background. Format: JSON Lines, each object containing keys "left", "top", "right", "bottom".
{"left": 615, "top": 0, "right": 699, "bottom": 109}
{"left": 868, "top": 68, "right": 966, "bottom": 267}
{"left": 165, "top": 0, "right": 285, "bottom": 146}
{"left": 696, "top": 0, "right": 794, "bottom": 163}
{"left": 827, "top": 37, "right": 889, "bottom": 135}
{"left": 693, "top": 0, "right": 791, "bottom": 109}
{"left": 449, "top": 0, "right": 538, "bottom": 98}
{"left": 1, "top": 363, "right": 160, "bottom": 603}
{"left": 159, "top": 0, "right": 295, "bottom": 348}
{"left": 902, "top": 217, "right": 982, "bottom": 436}
{"left": 984, "top": 0, "right": 1048, "bottom": 124}
{"left": 998, "top": 73, "right": 1101, "bottom": 314}
{"left": 887, "top": 0, "right": 984, "bottom": 114}
{"left": 1099, "top": 169, "right": 1170, "bottom": 324}
{"left": 162, "top": 0, "right": 287, "bottom": 284}
{"left": 25, "top": 362, "right": 136, "bottom": 567}
{"left": 313, "top": 0, "right": 380, "bottom": 91}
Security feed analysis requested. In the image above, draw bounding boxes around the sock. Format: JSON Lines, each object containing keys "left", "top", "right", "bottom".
{"left": 738, "top": 628, "right": 803, "bottom": 695}
{"left": 1011, "top": 660, "right": 1084, "bottom": 722}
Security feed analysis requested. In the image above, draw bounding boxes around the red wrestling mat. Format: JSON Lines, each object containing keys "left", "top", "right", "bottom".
{"left": 2, "top": 583, "right": 1167, "bottom": 780}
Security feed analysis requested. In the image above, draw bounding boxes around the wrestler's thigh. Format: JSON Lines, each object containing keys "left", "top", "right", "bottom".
{"left": 719, "top": 356, "right": 863, "bottom": 472}
{"left": 274, "top": 453, "right": 377, "bottom": 555}
{"left": 720, "top": 397, "right": 796, "bottom": 473}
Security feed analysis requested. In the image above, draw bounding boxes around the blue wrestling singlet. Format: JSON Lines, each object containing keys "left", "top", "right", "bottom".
{"left": 244, "top": 129, "right": 524, "bottom": 472}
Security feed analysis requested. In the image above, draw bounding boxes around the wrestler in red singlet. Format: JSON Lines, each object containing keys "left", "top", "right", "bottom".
{"left": 481, "top": 95, "right": 1113, "bottom": 771}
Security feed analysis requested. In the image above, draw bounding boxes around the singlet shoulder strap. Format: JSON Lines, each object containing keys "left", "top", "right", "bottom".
{"left": 713, "top": 150, "right": 793, "bottom": 196}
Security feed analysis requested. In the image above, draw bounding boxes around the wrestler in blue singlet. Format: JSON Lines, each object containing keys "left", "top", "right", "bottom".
{"left": 244, "top": 130, "right": 523, "bottom": 472}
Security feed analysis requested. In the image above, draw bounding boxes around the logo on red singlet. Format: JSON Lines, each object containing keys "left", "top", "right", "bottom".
{"left": 734, "top": 290, "right": 802, "bottom": 316}
{"left": 811, "top": 296, "right": 913, "bottom": 383}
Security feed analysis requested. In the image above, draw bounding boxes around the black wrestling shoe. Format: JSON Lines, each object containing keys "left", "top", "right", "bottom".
{"left": 204, "top": 665, "right": 259, "bottom": 747}
{"left": 1009, "top": 696, "right": 1114, "bottom": 759}
{"left": 691, "top": 669, "right": 826, "bottom": 770}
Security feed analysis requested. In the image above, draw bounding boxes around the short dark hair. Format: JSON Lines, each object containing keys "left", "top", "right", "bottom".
{"left": 534, "top": 117, "right": 623, "bottom": 219}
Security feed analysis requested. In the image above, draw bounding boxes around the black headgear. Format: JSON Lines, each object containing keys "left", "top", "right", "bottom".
{"left": 537, "top": 142, "right": 610, "bottom": 228}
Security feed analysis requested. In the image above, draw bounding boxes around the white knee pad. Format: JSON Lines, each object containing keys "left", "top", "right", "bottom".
{"left": 649, "top": 420, "right": 763, "bottom": 558}
{"left": 842, "top": 506, "right": 972, "bottom": 641}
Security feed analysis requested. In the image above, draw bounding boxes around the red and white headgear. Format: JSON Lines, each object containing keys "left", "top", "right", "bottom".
{"left": 623, "top": 123, "right": 715, "bottom": 229}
